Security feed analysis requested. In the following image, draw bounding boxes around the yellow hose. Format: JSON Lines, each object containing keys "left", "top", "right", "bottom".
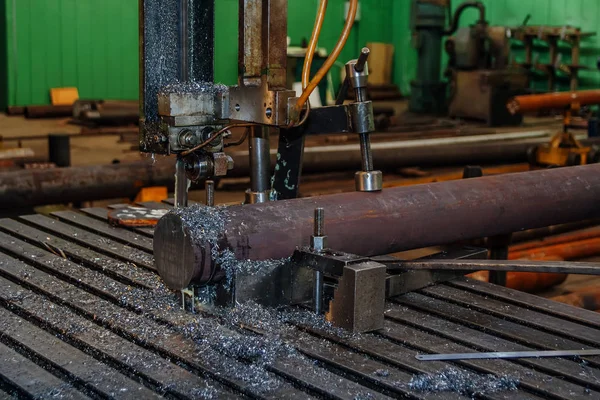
{"left": 295, "top": 0, "right": 358, "bottom": 117}
{"left": 302, "top": 0, "right": 329, "bottom": 90}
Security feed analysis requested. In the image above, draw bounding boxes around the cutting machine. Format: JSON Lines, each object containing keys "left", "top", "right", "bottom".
{"left": 142, "top": 0, "right": 600, "bottom": 333}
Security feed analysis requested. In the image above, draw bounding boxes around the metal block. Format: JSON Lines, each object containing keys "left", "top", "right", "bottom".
{"left": 328, "top": 261, "right": 386, "bottom": 333}
{"left": 228, "top": 84, "right": 296, "bottom": 126}
{"left": 212, "top": 153, "right": 234, "bottom": 177}
{"left": 355, "top": 170, "right": 383, "bottom": 192}
{"left": 215, "top": 261, "right": 300, "bottom": 308}
{"left": 158, "top": 89, "right": 228, "bottom": 119}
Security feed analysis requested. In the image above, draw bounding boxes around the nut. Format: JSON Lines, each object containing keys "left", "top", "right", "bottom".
{"left": 310, "top": 235, "right": 328, "bottom": 251}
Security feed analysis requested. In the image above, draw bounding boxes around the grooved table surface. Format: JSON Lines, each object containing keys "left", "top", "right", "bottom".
{"left": 0, "top": 202, "right": 599, "bottom": 399}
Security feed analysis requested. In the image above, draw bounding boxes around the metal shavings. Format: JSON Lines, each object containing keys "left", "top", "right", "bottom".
{"left": 174, "top": 315, "right": 284, "bottom": 392}
{"left": 158, "top": 81, "right": 228, "bottom": 96}
{"left": 215, "top": 249, "right": 290, "bottom": 291}
{"left": 409, "top": 367, "right": 519, "bottom": 396}
{"left": 168, "top": 204, "right": 290, "bottom": 291}
{"left": 374, "top": 369, "right": 390, "bottom": 377}
{"left": 170, "top": 204, "right": 226, "bottom": 246}
{"left": 195, "top": 285, "right": 217, "bottom": 305}
{"left": 190, "top": 386, "right": 219, "bottom": 399}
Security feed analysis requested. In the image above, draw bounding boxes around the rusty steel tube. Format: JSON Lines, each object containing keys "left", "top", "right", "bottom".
{"left": 508, "top": 90, "right": 600, "bottom": 114}
{"left": 0, "top": 161, "right": 176, "bottom": 209}
{"left": 155, "top": 164, "right": 600, "bottom": 290}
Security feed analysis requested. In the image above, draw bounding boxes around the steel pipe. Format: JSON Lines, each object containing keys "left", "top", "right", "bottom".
{"left": 508, "top": 90, "right": 600, "bottom": 114}
{"left": 0, "top": 161, "right": 176, "bottom": 209}
{"left": 249, "top": 126, "right": 271, "bottom": 193}
{"left": 228, "top": 137, "right": 600, "bottom": 178}
{"left": 154, "top": 163, "right": 600, "bottom": 290}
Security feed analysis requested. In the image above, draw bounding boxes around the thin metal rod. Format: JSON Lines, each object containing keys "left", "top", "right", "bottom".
{"left": 359, "top": 134, "right": 373, "bottom": 171}
{"left": 205, "top": 180, "right": 215, "bottom": 207}
{"left": 249, "top": 126, "right": 271, "bottom": 193}
{"left": 394, "top": 259, "right": 600, "bottom": 275}
{"left": 313, "top": 270, "right": 323, "bottom": 314}
{"left": 417, "top": 349, "right": 600, "bottom": 361}
{"left": 314, "top": 208, "right": 325, "bottom": 237}
{"left": 174, "top": 157, "right": 189, "bottom": 208}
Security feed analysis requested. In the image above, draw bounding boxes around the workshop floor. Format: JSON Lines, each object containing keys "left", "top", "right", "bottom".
{"left": 1, "top": 113, "right": 142, "bottom": 166}
{"left": 2, "top": 112, "right": 600, "bottom": 310}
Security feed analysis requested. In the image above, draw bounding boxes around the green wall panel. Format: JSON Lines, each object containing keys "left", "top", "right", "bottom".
{"left": 1, "top": 0, "right": 599, "bottom": 108}
{"left": 2, "top": 0, "right": 139, "bottom": 107}
{"left": 0, "top": 0, "right": 7, "bottom": 110}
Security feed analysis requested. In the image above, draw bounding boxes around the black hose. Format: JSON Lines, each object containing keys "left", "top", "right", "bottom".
{"left": 445, "top": 1, "right": 486, "bottom": 35}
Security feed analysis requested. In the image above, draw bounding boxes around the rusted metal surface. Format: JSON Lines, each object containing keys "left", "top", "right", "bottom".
{"left": 510, "top": 226, "right": 600, "bottom": 252}
{"left": 509, "top": 236, "right": 600, "bottom": 261}
{"left": 155, "top": 163, "right": 600, "bottom": 289}
{"left": 508, "top": 90, "right": 600, "bottom": 114}
{"left": 0, "top": 160, "right": 176, "bottom": 209}
{"left": 24, "top": 105, "right": 72, "bottom": 119}
{"left": 239, "top": 0, "right": 263, "bottom": 85}
{"left": 267, "top": 0, "right": 288, "bottom": 89}
{"left": 238, "top": 0, "right": 287, "bottom": 88}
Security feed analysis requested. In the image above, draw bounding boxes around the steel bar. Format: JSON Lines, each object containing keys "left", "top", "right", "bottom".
{"left": 228, "top": 136, "right": 600, "bottom": 178}
{"left": 508, "top": 219, "right": 600, "bottom": 244}
{"left": 155, "top": 163, "right": 600, "bottom": 289}
{"left": 24, "top": 105, "right": 72, "bottom": 119}
{"left": 417, "top": 349, "right": 600, "bottom": 361}
{"left": 80, "top": 109, "right": 139, "bottom": 125}
{"left": 0, "top": 160, "right": 176, "bottom": 209}
{"left": 508, "top": 89, "right": 600, "bottom": 114}
{"left": 249, "top": 126, "right": 271, "bottom": 193}
{"left": 395, "top": 259, "right": 600, "bottom": 275}
{"left": 174, "top": 158, "right": 189, "bottom": 207}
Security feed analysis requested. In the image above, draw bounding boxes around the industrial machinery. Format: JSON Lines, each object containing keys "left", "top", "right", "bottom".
{"left": 141, "top": 0, "right": 600, "bottom": 332}
{"left": 3, "top": 1, "right": 600, "bottom": 398}
{"left": 140, "top": 0, "right": 382, "bottom": 204}
{"left": 410, "top": 0, "right": 528, "bottom": 125}
{"left": 508, "top": 89, "right": 600, "bottom": 167}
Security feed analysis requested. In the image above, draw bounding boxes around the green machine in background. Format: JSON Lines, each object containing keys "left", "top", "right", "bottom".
{"left": 409, "top": 0, "right": 488, "bottom": 115}
{"left": 409, "top": 0, "right": 450, "bottom": 114}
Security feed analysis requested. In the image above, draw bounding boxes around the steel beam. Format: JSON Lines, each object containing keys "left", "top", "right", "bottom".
{"left": 0, "top": 161, "right": 176, "bottom": 209}
{"left": 155, "top": 163, "right": 600, "bottom": 289}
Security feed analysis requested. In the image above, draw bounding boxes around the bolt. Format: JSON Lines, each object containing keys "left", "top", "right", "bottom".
{"left": 266, "top": 108, "right": 273, "bottom": 119}
{"left": 235, "top": 104, "right": 241, "bottom": 112}
{"left": 178, "top": 130, "right": 196, "bottom": 147}
{"left": 314, "top": 208, "right": 325, "bottom": 237}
